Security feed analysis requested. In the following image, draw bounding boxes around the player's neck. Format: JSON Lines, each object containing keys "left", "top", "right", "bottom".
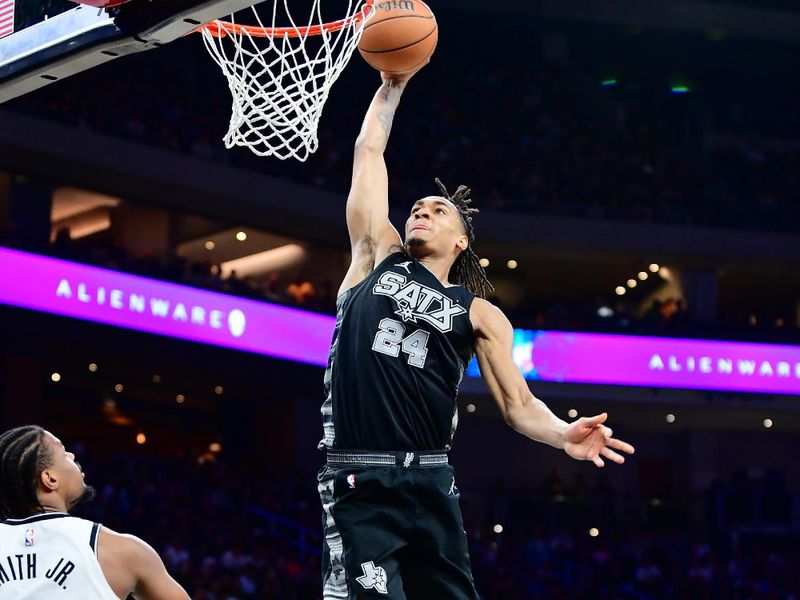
{"left": 416, "top": 256, "right": 454, "bottom": 288}
{"left": 36, "top": 494, "right": 68, "bottom": 514}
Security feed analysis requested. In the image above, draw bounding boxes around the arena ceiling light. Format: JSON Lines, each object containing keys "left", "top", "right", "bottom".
{"left": 50, "top": 187, "right": 120, "bottom": 241}
{"left": 219, "top": 243, "right": 306, "bottom": 278}
{"left": 615, "top": 264, "right": 667, "bottom": 298}
{"left": 51, "top": 187, "right": 120, "bottom": 221}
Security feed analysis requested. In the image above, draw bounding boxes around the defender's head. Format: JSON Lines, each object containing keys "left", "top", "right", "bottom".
{"left": 0, "top": 426, "right": 95, "bottom": 519}
{"left": 404, "top": 179, "right": 493, "bottom": 298}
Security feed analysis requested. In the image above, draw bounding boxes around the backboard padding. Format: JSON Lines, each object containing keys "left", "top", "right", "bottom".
{"left": 0, "top": 0, "right": 268, "bottom": 103}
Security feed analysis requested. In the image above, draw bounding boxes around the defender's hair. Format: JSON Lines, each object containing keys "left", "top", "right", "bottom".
{"left": 434, "top": 178, "right": 494, "bottom": 299}
{"left": 0, "top": 426, "right": 51, "bottom": 520}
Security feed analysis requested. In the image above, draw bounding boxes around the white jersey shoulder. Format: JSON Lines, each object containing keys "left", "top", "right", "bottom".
{"left": 0, "top": 513, "right": 117, "bottom": 599}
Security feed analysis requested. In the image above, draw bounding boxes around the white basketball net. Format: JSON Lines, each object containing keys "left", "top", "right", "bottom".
{"left": 200, "top": 0, "right": 373, "bottom": 161}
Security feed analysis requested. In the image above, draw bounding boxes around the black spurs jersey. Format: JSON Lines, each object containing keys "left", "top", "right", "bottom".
{"left": 320, "top": 252, "right": 476, "bottom": 452}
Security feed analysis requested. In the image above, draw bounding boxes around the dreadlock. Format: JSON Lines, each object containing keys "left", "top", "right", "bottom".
{"left": 0, "top": 425, "right": 52, "bottom": 520}
{"left": 434, "top": 178, "right": 494, "bottom": 299}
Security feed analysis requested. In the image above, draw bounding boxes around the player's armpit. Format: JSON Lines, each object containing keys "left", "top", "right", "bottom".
{"left": 338, "top": 228, "right": 403, "bottom": 297}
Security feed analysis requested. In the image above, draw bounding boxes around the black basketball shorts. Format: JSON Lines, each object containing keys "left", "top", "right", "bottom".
{"left": 317, "top": 456, "right": 479, "bottom": 600}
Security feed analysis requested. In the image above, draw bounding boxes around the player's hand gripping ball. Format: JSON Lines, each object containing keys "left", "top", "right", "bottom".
{"left": 358, "top": 0, "right": 438, "bottom": 75}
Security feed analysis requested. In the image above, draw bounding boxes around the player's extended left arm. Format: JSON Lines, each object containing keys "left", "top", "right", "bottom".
{"left": 472, "top": 300, "right": 634, "bottom": 466}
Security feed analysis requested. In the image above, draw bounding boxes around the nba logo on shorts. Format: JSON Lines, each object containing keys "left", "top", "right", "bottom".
{"left": 347, "top": 474, "right": 356, "bottom": 488}
{"left": 24, "top": 528, "right": 34, "bottom": 547}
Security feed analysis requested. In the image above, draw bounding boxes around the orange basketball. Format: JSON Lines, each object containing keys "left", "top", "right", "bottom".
{"left": 358, "top": 0, "right": 438, "bottom": 75}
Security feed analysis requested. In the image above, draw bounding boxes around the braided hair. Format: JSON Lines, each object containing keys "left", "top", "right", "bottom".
{"left": 434, "top": 178, "right": 494, "bottom": 299}
{"left": 0, "top": 425, "right": 52, "bottom": 520}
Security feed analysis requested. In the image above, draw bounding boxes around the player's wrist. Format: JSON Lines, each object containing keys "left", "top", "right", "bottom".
{"left": 380, "top": 77, "right": 407, "bottom": 91}
{"left": 554, "top": 419, "right": 569, "bottom": 449}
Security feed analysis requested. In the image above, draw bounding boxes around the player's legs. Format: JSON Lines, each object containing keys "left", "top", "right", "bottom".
{"left": 401, "top": 467, "right": 480, "bottom": 599}
{"left": 319, "top": 466, "right": 411, "bottom": 599}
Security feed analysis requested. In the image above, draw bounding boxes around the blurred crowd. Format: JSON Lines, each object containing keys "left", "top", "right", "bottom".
{"left": 5, "top": 19, "right": 799, "bottom": 598}
{"left": 73, "top": 451, "right": 321, "bottom": 600}
{"left": 506, "top": 294, "right": 798, "bottom": 342}
{"left": 68, "top": 448, "right": 799, "bottom": 599}
{"left": 2, "top": 225, "right": 796, "bottom": 339}
{"left": 46, "top": 227, "right": 339, "bottom": 314}
{"left": 470, "top": 526, "right": 800, "bottom": 599}
{"left": 6, "top": 24, "right": 799, "bottom": 234}
{"left": 2, "top": 21, "right": 799, "bottom": 340}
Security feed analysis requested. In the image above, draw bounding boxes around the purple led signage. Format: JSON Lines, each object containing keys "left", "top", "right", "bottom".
{"left": 0, "top": 247, "right": 335, "bottom": 366}
{"left": 467, "top": 330, "right": 800, "bottom": 395}
{"left": 2, "top": 248, "right": 799, "bottom": 395}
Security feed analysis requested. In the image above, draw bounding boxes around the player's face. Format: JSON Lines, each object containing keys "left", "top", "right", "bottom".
{"left": 405, "top": 197, "right": 467, "bottom": 256}
{"left": 41, "top": 431, "right": 95, "bottom": 511}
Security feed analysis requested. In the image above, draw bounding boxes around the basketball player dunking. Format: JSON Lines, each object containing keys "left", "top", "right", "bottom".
{"left": 317, "top": 64, "right": 636, "bottom": 600}
{"left": 0, "top": 426, "right": 190, "bottom": 600}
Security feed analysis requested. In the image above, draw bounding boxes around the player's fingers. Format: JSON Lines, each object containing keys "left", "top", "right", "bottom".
{"left": 592, "top": 455, "right": 605, "bottom": 468}
{"left": 600, "top": 426, "right": 613, "bottom": 439}
{"left": 601, "top": 446, "right": 625, "bottom": 464}
{"left": 582, "top": 413, "right": 608, "bottom": 428}
{"left": 607, "top": 438, "right": 636, "bottom": 454}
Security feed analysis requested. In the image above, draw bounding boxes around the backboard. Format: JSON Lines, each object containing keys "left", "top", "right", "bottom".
{"left": 0, "top": 0, "right": 267, "bottom": 103}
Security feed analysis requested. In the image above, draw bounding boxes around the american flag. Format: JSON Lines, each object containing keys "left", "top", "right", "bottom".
{"left": 0, "top": 0, "right": 13, "bottom": 39}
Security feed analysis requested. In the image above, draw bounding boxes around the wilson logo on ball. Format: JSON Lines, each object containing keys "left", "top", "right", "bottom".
{"left": 376, "top": 1, "right": 416, "bottom": 11}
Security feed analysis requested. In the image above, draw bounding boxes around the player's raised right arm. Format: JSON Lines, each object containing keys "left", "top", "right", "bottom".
{"left": 339, "top": 75, "right": 409, "bottom": 296}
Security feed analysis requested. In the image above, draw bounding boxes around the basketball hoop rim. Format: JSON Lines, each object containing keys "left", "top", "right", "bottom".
{"left": 200, "top": 0, "right": 375, "bottom": 38}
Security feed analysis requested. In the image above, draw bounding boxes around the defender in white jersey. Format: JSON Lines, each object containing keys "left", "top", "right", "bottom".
{"left": 0, "top": 426, "right": 190, "bottom": 600}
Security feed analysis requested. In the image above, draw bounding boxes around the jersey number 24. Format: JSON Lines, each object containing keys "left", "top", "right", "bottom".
{"left": 372, "top": 318, "right": 430, "bottom": 368}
